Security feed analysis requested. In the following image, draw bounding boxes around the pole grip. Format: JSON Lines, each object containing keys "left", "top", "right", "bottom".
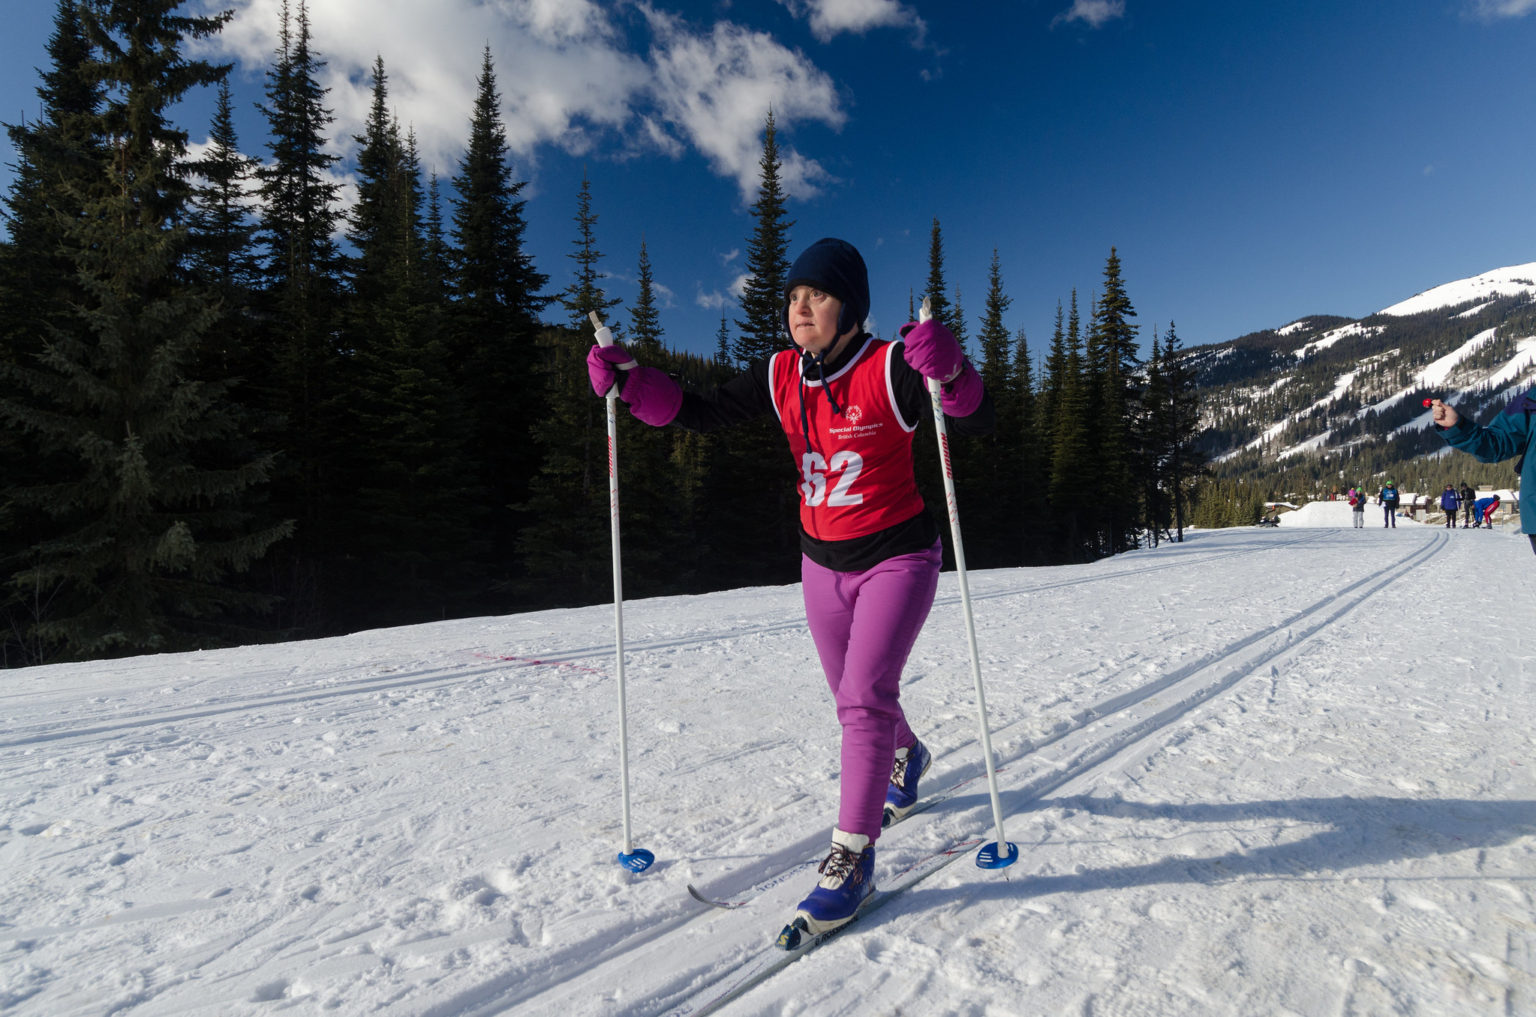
{"left": 590, "top": 310, "right": 614, "bottom": 348}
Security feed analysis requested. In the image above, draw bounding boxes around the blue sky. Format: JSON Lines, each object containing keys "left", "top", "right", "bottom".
{"left": 3, "top": 0, "right": 1534, "bottom": 362}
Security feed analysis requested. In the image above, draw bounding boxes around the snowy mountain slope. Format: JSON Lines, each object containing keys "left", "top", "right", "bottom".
{"left": 1378, "top": 263, "right": 1536, "bottom": 318}
{"left": 3, "top": 515, "right": 1535, "bottom": 1016}
{"left": 1194, "top": 261, "right": 1536, "bottom": 474}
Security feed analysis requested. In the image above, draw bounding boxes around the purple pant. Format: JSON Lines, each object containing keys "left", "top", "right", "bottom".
{"left": 801, "top": 541, "right": 941, "bottom": 842}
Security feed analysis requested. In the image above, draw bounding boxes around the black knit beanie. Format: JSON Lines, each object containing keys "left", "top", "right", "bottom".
{"left": 782, "top": 237, "right": 870, "bottom": 341}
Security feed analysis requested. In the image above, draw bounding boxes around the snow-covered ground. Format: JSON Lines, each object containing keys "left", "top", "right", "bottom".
{"left": 4, "top": 505, "right": 1535, "bottom": 1016}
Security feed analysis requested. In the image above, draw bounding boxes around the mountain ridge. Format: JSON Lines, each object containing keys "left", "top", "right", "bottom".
{"left": 1187, "top": 260, "right": 1536, "bottom": 499}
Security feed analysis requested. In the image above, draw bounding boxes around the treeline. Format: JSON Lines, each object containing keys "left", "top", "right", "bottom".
{"left": 0, "top": 0, "right": 1205, "bottom": 666}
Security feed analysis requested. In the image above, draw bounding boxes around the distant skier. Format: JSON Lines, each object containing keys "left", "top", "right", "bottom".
{"left": 1378, "top": 481, "right": 1400, "bottom": 528}
{"left": 587, "top": 237, "right": 995, "bottom": 936}
{"left": 1439, "top": 484, "right": 1460, "bottom": 528}
{"left": 1349, "top": 488, "right": 1366, "bottom": 528}
{"left": 1430, "top": 391, "right": 1535, "bottom": 555}
{"left": 1459, "top": 482, "right": 1475, "bottom": 528}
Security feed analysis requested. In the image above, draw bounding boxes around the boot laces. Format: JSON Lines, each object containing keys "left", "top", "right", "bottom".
{"left": 890, "top": 752, "right": 910, "bottom": 785}
{"left": 818, "top": 844, "right": 866, "bottom": 886}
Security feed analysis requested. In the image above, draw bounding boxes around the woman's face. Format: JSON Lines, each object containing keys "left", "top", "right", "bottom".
{"left": 787, "top": 285, "right": 848, "bottom": 356}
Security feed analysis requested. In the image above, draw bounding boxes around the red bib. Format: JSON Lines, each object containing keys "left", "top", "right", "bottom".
{"left": 769, "top": 340, "right": 924, "bottom": 542}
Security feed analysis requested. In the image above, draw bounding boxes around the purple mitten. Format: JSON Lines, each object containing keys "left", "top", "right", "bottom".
{"left": 620, "top": 365, "right": 682, "bottom": 426}
{"left": 585, "top": 343, "right": 681, "bottom": 426}
{"left": 587, "top": 343, "right": 636, "bottom": 398}
{"left": 900, "top": 319, "right": 965, "bottom": 384}
{"left": 939, "top": 360, "right": 984, "bottom": 417}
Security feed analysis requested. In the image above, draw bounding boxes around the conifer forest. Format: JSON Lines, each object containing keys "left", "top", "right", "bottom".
{"left": 0, "top": 0, "right": 1205, "bottom": 665}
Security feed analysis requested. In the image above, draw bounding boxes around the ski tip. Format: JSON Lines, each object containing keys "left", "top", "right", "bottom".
{"left": 975, "top": 841, "right": 1019, "bottom": 870}
{"left": 617, "top": 848, "right": 656, "bottom": 873}
{"left": 687, "top": 883, "right": 743, "bottom": 909}
{"left": 775, "top": 917, "right": 809, "bottom": 951}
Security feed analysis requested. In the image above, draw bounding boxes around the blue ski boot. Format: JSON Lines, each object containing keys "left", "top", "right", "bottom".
{"left": 783, "top": 829, "right": 875, "bottom": 943}
{"left": 882, "top": 739, "right": 931, "bottom": 827}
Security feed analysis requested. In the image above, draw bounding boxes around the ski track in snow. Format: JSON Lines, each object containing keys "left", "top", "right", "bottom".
{"left": 2, "top": 515, "right": 1534, "bottom": 1016}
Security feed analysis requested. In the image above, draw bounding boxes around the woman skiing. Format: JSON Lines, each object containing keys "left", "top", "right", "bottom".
{"left": 586, "top": 237, "right": 994, "bottom": 936}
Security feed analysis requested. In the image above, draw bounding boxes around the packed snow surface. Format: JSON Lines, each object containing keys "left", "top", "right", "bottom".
{"left": 3, "top": 507, "right": 1535, "bottom": 1016}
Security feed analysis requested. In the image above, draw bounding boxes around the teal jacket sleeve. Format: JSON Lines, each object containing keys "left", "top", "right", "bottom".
{"left": 1440, "top": 391, "right": 1535, "bottom": 464}
{"left": 1438, "top": 389, "right": 1536, "bottom": 534}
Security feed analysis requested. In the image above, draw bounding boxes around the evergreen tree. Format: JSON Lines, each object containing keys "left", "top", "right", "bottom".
{"left": 964, "top": 250, "right": 1017, "bottom": 565}
{"left": 1140, "top": 331, "right": 1171, "bottom": 544}
{"left": 619, "top": 239, "right": 694, "bottom": 594}
{"left": 1161, "top": 321, "right": 1205, "bottom": 540}
{"left": 338, "top": 65, "right": 484, "bottom": 626}
{"left": 1049, "top": 293, "right": 1095, "bottom": 561}
{"left": 1011, "top": 324, "right": 1047, "bottom": 562}
{"left": 560, "top": 171, "right": 622, "bottom": 331}
{"left": 733, "top": 110, "right": 793, "bottom": 364}
{"left": 252, "top": 0, "right": 346, "bottom": 632}
{"left": 346, "top": 58, "right": 410, "bottom": 296}
{"left": 2, "top": 0, "right": 105, "bottom": 371}
{"left": 421, "top": 174, "right": 451, "bottom": 296}
{"left": 1037, "top": 300, "right": 1068, "bottom": 455}
{"left": 713, "top": 310, "right": 731, "bottom": 364}
{"left": 185, "top": 79, "right": 260, "bottom": 382}
{"left": 951, "top": 288, "right": 970, "bottom": 355}
{"left": 0, "top": 0, "right": 290, "bottom": 660}
{"left": 449, "top": 46, "right": 548, "bottom": 598}
{"left": 1, "top": 0, "right": 107, "bottom": 664}
{"left": 924, "top": 218, "right": 950, "bottom": 326}
{"left": 629, "top": 239, "right": 663, "bottom": 356}
{"left": 1086, "top": 247, "right": 1141, "bottom": 555}
{"left": 976, "top": 254, "right": 1013, "bottom": 408}
{"left": 709, "top": 113, "right": 798, "bottom": 588}
{"left": 910, "top": 216, "right": 957, "bottom": 566}
{"left": 517, "top": 172, "right": 622, "bottom": 605}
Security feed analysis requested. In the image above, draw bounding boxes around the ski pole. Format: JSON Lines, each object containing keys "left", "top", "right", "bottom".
{"left": 919, "top": 296, "right": 1018, "bottom": 870}
{"left": 591, "top": 311, "right": 654, "bottom": 874}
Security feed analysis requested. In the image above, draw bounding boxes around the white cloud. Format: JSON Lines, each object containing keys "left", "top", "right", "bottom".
{"left": 200, "top": 0, "right": 843, "bottom": 202}
{"left": 203, "top": 0, "right": 647, "bottom": 179}
{"left": 1052, "top": 0, "right": 1127, "bottom": 29}
{"left": 643, "top": 6, "right": 845, "bottom": 200}
{"left": 1468, "top": 0, "right": 1536, "bottom": 17}
{"left": 512, "top": 0, "right": 617, "bottom": 44}
{"left": 778, "top": 0, "right": 927, "bottom": 44}
{"left": 697, "top": 273, "right": 749, "bottom": 313}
